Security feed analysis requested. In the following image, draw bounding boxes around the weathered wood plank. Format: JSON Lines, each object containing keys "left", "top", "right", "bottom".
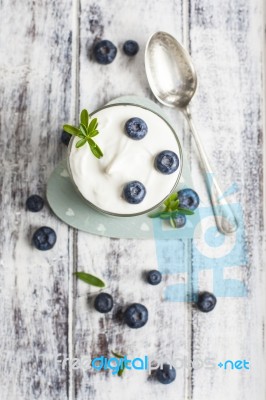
{"left": 74, "top": 1, "right": 191, "bottom": 399}
{"left": 0, "top": 1, "right": 74, "bottom": 398}
{"left": 188, "top": 0, "right": 265, "bottom": 399}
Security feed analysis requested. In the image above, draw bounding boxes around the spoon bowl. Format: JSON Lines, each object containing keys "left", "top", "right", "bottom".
{"left": 145, "top": 31, "right": 197, "bottom": 108}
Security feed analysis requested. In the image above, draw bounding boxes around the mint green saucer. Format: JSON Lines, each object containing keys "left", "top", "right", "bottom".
{"left": 46, "top": 96, "right": 199, "bottom": 239}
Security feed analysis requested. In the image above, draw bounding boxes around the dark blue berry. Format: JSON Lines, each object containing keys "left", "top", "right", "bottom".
{"left": 123, "top": 181, "right": 146, "bottom": 204}
{"left": 155, "top": 150, "right": 179, "bottom": 174}
{"left": 94, "top": 293, "right": 113, "bottom": 313}
{"left": 125, "top": 117, "right": 148, "bottom": 140}
{"left": 93, "top": 40, "right": 117, "bottom": 64}
{"left": 32, "top": 227, "right": 57, "bottom": 250}
{"left": 177, "top": 188, "right": 200, "bottom": 211}
{"left": 147, "top": 270, "right": 162, "bottom": 285}
{"left": 156, "top": 364, "right": 176, "bottom": 384}
{"left": 196, "top": 292, "right": 217, "bottom": 312}
{"left": 123, "top": 40, "right": 139, "bottom": 56}
{"left": 61, "top": 131, "right": 71, "bottom": 146}
{"left": 124, "top": 303, "right": 148, "bottom": 329}
{"left": 26, "top": 195, "right": 44, "bottom": 212}
{"left": 173, "top": 214, "right": 186, "bottom": 228}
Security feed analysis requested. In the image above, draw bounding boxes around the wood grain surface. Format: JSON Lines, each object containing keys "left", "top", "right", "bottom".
{"left": 0, "top": 0, "right": 265, "bottom": 399}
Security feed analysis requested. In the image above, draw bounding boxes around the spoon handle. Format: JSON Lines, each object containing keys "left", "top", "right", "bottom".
{"left": 183, "top": 107, "right": 238, "bottom": 235}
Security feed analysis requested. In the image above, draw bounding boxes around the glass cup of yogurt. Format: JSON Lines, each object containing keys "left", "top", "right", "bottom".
{"left": 67, "top": 103, "right": 183, "bottom": 217}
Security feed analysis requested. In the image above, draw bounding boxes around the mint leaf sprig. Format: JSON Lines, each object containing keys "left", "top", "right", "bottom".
{"left": 149, "top": 192, "right": 194, "bottom": 228}
{"left": 63, "top": 109, "right": 103, "bottom": 159}
{"left": 111, "top": 351, "right": 126, "bottom": 377}
{"left": 73, "top": 271, "right": 106, "bottom": 288}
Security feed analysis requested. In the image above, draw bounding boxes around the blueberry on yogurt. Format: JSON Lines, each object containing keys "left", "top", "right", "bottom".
{"left": 124, "top": 303, "right": 148, "bottom": 329}
{"left": 155, "top": 150, "right": 179, "bottom": 174}
{"left": 93, "top": 40, "right": 117, "bottom": 64}
{"left": 123, "top": 181, "right": 146, "bottom": 204}
{"left": 125, "top": 117, "right": 148, "bottom": 140}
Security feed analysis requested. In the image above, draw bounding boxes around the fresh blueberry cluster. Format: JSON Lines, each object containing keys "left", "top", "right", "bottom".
{"left": 25, "top": 195, "right": 57, "bottom": 251}
{"left": 122, "top": 117, "right": 180, "bottom": 205}
{"left": 93, "top": 39, "right": 139, "bottom": 65}
{"left": 26, "top": 189, "right": 216, "bottom": 385}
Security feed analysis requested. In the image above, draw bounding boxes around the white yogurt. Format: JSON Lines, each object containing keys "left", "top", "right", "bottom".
{"left": 68, "top": 104, "right": 182, "bottom": 215}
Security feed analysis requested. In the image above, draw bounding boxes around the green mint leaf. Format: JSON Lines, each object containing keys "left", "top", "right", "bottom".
{"left": 89, "top": 130, "right": 99, "bottom": 138}
{"left": 118, "top": 364, "right": 125, "bottom": 377}
{"left": 90, "top": 144, "right": 103, "bottom": 159}
{"left": 76, "top": 138, "right": 87, "bottom": 148}
{"left": 79, "top": 123, "right": 87, "bottom": 137}
{"left": 177, "top": 208, "right": 194, "bottom": 216}
{"left": 63, "top": 124, "right": 81, "bottom": 136}
{"left": 169, "top": 192, "right": 178, "bottom": 202}
{"left": 169, "top": 200, "right": 179, "bottom": 210}
{"left": 64, "top": 109, "right": 104, "bottom": 159}
{"left": 80, "top": 109, "right": 89, "bottom": 127}
{"left": 87, "top": 138, "right": 103, "bottom": 158}
{"left": 170, "top": 210, "right": 179, "bottom": 218}
{"left": 160, "top": 212, "right": 172, "bottom": 219}
{"left": 148, "top": 211, "right": 163, "bottom": 218}
{"left": 111, "top": 351, "right": 124, "bottom": 359}
{"left": 170, "top": 217, "right": 176, "bottom": 228}
{"left": 164, "top": 192, "right": 177, "bottom": 207}
{"left": 88, "top": 118, "right": 98, "bottom": 132}
{"left": 111, "top": 351, "right": 125, "bottom": 377}
{"left": 73, "top": 272, "right": 105, "bottom": 288}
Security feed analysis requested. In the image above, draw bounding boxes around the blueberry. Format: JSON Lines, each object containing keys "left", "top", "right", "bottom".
{"left": 196, "top": 291, "right": 217, "bottom": 312}
{"left": 32, "top": 227, "right": 57, "bottom": 250}
{"left": 177, "top": 188, "right": 200, "bottom": 211}
{"left": 94, "top": 292, "right": 113, "bottom": 313}
{"left": 61, "top": 131, "right": 71, "bottom": 146}
{"left": 155, "top": 150, "right": 179, "bottom": 174}
{"left": 156, "top": 364, "right": 176, "bottom": 384}
{"left": 173, "top": 214, "right": 186, "bottom": 228}
{"left": 147, "top": 270, "right": 162, "bottom": 285}
{"left": 26, "top": 195, "right": 44, "bottom": 212}
{"left": 124, "top": 303, "right": 148, "bottom": 329}
{"left": 93, "top": 40, "right": 117, "bottom": 64}
{"left": 123, "top": 40, "right": 139, "bottom": 56}
{"left": 123, "top": 181, "right": 146, "bottom": 204}
{"left": 125, "top": 117, "right": 148, "bottom": 140}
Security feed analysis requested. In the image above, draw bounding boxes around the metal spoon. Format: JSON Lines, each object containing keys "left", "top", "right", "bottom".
{"left": 145, "top": 31, "right": 238, "bottom": 235}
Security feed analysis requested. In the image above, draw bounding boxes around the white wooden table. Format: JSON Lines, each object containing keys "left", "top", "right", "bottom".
{"left": 0, "top": 0, "right": 265, "bottom": 399}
